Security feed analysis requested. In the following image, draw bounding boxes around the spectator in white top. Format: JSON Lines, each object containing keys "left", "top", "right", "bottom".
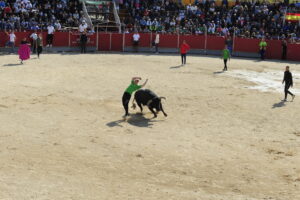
{"left": 78, "top": 20, "right": 88, "bottom": 33}
{"left": 154, "top": 32, "right": 159, "bottom": 54}
{"left": 46, "top": 24, "right": 55, "bottom": 47}
{"left": 5, "top": 30, "right": 17, "bottom": 53}
{"left": 30, "top": 30, "right": 38, "bottom": 53}
{"left": 54, "top": 21, "right": 62, "bottom": 31}
{"left": 132, "top": 31, "right": 140, "bottom": 52}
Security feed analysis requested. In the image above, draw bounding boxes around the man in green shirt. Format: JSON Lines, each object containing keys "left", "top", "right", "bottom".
{"left": 122, "top": 77, "right": 148, "bottom": 117}
{"left": 259, "top": 38, "right": 267, "bottom": 60}
{"left": 222, "top": 45, "right": 231, "bottom": 71}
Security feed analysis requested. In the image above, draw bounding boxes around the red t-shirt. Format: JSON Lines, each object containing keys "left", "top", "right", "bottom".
{"left": 180, "top": 43, "right": 190, "bottom": 54}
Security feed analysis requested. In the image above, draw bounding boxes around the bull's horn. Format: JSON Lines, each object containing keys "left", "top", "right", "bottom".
{"left": 159, "top": 97, "right": 166, "bottom": 100}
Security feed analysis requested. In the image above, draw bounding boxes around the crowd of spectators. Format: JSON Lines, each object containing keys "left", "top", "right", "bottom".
{"left": 0, "top": 0, "right": 83, "bottom": 31}
{"left": 120, "top": 0, "right": 300, "bottom": 40}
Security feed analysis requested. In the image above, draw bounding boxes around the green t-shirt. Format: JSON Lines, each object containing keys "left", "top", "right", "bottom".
{"left": 125, "top": 81, "right": 141, "bottom": 94}
{"left": 259, "top": 41, "right": 267, "bottom": 48}
{"left": 222, "top": 49, "right": 230, "bottom": 59}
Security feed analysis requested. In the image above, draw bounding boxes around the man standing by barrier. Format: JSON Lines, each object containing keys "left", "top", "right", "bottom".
{"left": 259, "top": 38, "right": 267, "bottom": 60}
{"left": 80, "top": 31, "right": 88, "bottom": 54}
{"left": 5, "top": 30, "right": 16, "bottom": 54}
{"left": 47, "top": 24, "right": 55, "bottom": 47}
{"left": 133, "top": 31, "right": 140, "bottom": 52}
{"left": 30, "top": 30, "right": 38, "bottom": 54}
{"left": 154, "top": 32, "right": 160, "bottom": 54}
{"left": 281, "top": 39, "right": 287, "bottom": 60}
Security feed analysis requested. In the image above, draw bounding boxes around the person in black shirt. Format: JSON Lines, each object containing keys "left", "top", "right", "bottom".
{"left": 80, "top": 31, "right": 88, "bottom": 53}
{"left": 281, "top": 39, "right": 287, "bottom": 60}
{"left": 282, "top": 66, "right": 295, "bottom": 101}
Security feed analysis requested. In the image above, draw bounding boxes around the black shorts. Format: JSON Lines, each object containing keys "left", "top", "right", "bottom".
{"left": 133, "top": 41, "right": 139, "bottom": 46}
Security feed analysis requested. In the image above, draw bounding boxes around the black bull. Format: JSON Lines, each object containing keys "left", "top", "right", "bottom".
{"left": 132, "top": 89, "right": 167, "bottom": 118}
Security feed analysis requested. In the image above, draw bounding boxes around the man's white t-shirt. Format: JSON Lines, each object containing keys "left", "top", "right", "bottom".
{"left": 9, "top": 33, "right": 16, "bottom": 42}
{"left": 47, "top": 26, "right": 55, "bottom": 34}
{"left": 155, "top": 34, "right": 160, "bottom": 44}
{"left": 133, "top": 33, "right": 140, "bottom": 41}
{"left": 30, "top": 33, "right": 38, "bottom": 40}
{"left": 79, "top": 23, "right": 88, "bottom": 32}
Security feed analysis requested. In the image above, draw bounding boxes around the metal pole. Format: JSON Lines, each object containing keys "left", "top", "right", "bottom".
{"left": 150, "top": 32, "right": 153, "bottom": 48}
{"left": 109, "top": 32, "right": 112, "bottom": 51}
{"left": 204, "top": 25, "right": 207, "bottom": 55}
{"left": 96, "top": 27, "right": 99, "bottom": 51}
{"left": 177, "top": 33, "right": 180, "bottom": 49}
{"left": 122, "top": 32, "right": 125, "bottom": 52}
{"left": 68, "top": 30, "right": 71, "bottom": 47}
{"left": 232, "top": 28, "right": 236, "bottom": 56}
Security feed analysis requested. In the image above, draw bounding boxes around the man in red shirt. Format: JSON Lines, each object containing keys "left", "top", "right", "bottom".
{"left": 180, "top": 40, "right": 190, "bottom": 65}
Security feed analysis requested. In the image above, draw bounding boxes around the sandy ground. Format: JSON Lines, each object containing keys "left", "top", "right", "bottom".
{"left": 0, "top": 52, "right": 299, "bottom": 200}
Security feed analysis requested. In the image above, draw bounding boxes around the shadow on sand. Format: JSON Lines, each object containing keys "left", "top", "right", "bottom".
{"left": 213, "top": 71, "right": 225, "bottom": 74}
{"left": 3, "top": 63, "right": 22, "bottom": 67}
{"left": 170, "top": 65, "right": 183, "bottom": 69}
{"left": 107, "top": 113, "right": 161, "bottom": 128}
{"left": 272, "top": 100, "right": 286, "bottom": 108}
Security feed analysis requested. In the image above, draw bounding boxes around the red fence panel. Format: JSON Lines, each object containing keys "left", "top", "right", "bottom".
{"left": 287, "top": 44, "right": 300, "bottom": 61}
{"left": 53, "top": 32, "right": 69, "bottom": 46}
{"left": 98, "top": 33, "right": 110, "bottom": 51}
{"left": 206, "top": 35, "right": 225, "bottom": 50}
{"left": 265, "top": 40, "right": 281, "bottom": 60}
{"left": 179, "top": 34, "right": 205, "bottom": 49}
{"left": 234, "top": 37, "right": 260, "bottom": 53}
{"left": 159, "top": 34, "right": 178, "bottom": 48}
{"left": 0, "top": 32, "right": 7, "bottom": 47}
{"left": 111, "top": 33, "right": 123, "bottom": 51}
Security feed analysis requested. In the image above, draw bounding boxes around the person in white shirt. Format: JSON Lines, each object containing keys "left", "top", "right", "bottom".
{"left": 5, "top": 30, "right": 17, "bottom": 53}
{"left": 54, "top": 21, "right": 62, "bottom": 31}
{"left": 78, "top": 20, "right": 88, "bottom": 33}
{"left": 30, "top": 30, "right": 38, "bottom": 53}
{"left": 132, "top": 32, "right": 140, "bottom": 52}
{"left": 46, "top": 24, "right": 55, "bottom": 47}
{"left": 154, "top": 32, "right": 160, "bottom": 53}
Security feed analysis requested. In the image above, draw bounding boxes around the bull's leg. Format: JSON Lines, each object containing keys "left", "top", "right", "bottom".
{"left": 149, "top": 107, "right": 157, "bottom": 118}
{"left": 137, "top": 103, "right": 143, "bottom": 113}
{"left": 160, "top": 104, "right": 168, "bottom": 117}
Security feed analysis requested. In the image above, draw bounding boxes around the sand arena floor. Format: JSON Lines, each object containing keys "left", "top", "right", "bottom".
{"left": 0, "top": 53, "right": 299, "bottom": 200}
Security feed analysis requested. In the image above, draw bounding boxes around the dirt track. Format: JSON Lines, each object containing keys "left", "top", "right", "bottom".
{"left": 0, "top": 53, "right": 299, "bottom": 200}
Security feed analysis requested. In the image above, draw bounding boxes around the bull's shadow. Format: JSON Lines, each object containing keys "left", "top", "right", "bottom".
{"left": 126, "top": 113, "right": 156, "bottom": 128}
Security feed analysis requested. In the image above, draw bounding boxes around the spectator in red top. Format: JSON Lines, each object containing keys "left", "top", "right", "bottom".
{"left": 180, "top": 40, "right": 190, "bottom": 65}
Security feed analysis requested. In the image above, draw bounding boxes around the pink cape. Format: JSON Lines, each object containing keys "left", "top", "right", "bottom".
{"left": 18, "top": 44, "right": 31, "bottom": 60}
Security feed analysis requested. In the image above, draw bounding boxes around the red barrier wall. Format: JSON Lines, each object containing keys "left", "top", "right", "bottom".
{"left": 180, "top": 35, "right": 205, "bottom": 49}
{"left": 1, "top": 31, "right": 299, "bottom": 62}
{"left": 287, "top": 44, "right": 300, "bottom": 61}
{"left": 234, "top": 37, "right": 260, "bottom": 53}
{"left": 206, "top": 35, "right": 225, "bottom": 50}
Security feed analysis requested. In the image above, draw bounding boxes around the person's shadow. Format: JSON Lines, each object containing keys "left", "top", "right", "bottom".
{"left": 213, "top": 71, "right": 225, "bottom": 74}
{"left": 3, "top": 63, "right": 22, "bottom": 67}
{"left": 170, "top": 65, "right": 183, "bottom": 69}
{"left": 272, "top": 100, "right": 286, "bottom": 108}
{"left": 106, "top": 120, "right": 124, "bottom": 127}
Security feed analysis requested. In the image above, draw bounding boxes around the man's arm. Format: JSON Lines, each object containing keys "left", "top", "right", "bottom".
{"left": 282, "top": 73, "right": 285, "bottom": 84}
{"left": 141, "top": 79, "right": 148, "bottom": 88}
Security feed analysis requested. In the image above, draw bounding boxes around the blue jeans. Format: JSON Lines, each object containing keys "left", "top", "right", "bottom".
{"left": 6, "top": 41, "right": 15, "bottom": 53}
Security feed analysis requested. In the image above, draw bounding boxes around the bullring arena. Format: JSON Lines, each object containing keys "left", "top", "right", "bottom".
{"left": 0, "top": 52, "right": 299, "bottom": 200}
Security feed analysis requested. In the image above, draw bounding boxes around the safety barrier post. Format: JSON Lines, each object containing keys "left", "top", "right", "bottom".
{"left": 96, "top": 27, "right": 99, "bottom": 51}
{"left": 122, "top": 33, "right": 125, "bottom": 52}
{"left": 204, "top": 25, "right": 207, "bottom": 55}
{"left": 68, "top": 30, "right": 71, "bottom": 47}
{"left": 232, "top": 28, "right": 236, "bottom": 56}
{"left": 150, "top": 32, "right": 153, "bottom": 48}
{"left": 109, "top": 32, "right": 112, "bottom": 51}
{"left": 177, "top": 33, "right": 180, "bottom": 48}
